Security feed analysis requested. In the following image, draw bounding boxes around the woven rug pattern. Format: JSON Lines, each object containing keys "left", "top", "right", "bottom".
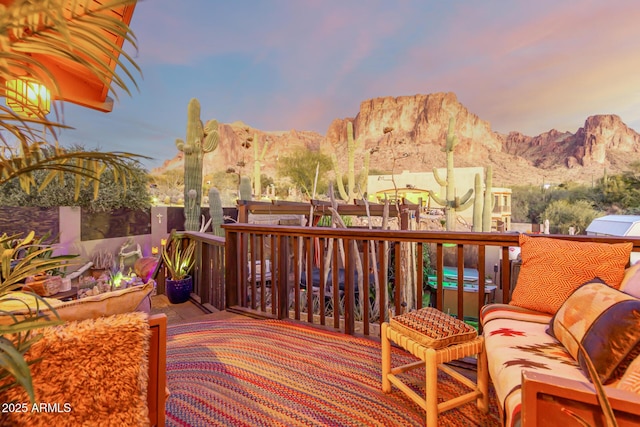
{"left": 165, "top": 318, "right": 500, "bottom": 426}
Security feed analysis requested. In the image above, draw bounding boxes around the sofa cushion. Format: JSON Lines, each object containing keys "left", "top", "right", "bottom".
{"left": 510, "top": 234, "right": 632, "bottom": 314}
{"left": 481, "top": 304, "right": 582, "bottom": 427}
{"left": 0, "top": 312, "right": 151, "bottom": 426}
{"left": 621, "top": 262, "right": 640, "bottom": 298}
{"left": 618, "top": 356, "right": 640, "bottom": 393}
{"left": 389, "top": 307, "right": 477, "bottom": 349}
{"left": 548, "top": 278, "right": 640, "bottom": 384}
{"left": 0, "top": 282, "right": 153, "bottom": 325}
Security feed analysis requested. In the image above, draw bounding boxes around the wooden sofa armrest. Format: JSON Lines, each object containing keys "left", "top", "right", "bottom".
{"left": 521, "top": 371, "right": 640, "bottom": 427}
{"left": 147, "top": 313, "right": 167, "bottom": 427}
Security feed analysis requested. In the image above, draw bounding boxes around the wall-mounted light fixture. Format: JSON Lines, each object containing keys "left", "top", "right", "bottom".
{"left": 151, "top": 246, "right": 159, "bottom": 255}
{"left": 5, "top": 77, "right": 51, "bottom": 117}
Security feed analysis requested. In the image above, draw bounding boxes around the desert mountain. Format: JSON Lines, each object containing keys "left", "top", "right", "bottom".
{"left": 154, "top": 93, "right": 640, "bottom": 187}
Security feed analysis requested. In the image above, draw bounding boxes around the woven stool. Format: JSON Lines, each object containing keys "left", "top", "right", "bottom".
{"left": 381, "top": 307, "right": 489, "bottom": 427}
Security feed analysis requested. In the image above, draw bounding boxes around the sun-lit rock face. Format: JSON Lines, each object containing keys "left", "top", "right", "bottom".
{"left": 501, "top": 114, "right": 640, "bottom": 169}
{"left": 154, "top": 93, "right": 640, "bottom": 186}
{"left": 574, "top": 115, "right": 640, "bottom": 166}
{"left": 322, "top": 93, "right": 509, "bottom": 183}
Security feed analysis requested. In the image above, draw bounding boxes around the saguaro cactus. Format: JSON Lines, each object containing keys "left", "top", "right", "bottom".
{"left": 252, "top": 133, "right": 269, "bottom": 198}
{"left": 428, "top": 117, "right": 473, "bottom": 230}
{"left": 472, "top": 173, "right": 483, "bottom": 232}
{"left": 482, "top": 165, "right": 494, "bottom": 232}
{"left": 239, "top": 176, "right": 252, "bottom": 201}
{"left": 176, "top": 98, "right": 219, "bottom": 231}
{"left": 209, "top": 187, "right": 224, "bottom": 237}
{"left": 333, "top": 121, "right": 370, "bottom": 201}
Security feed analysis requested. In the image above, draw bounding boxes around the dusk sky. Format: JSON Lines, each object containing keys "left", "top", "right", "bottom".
{"left": 54, "top": 0, "right": 640, "bottom": 170}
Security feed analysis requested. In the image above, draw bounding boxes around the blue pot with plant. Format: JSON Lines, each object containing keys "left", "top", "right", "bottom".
{"left": 161, "top": 235, "right": 196, "bottom": 304}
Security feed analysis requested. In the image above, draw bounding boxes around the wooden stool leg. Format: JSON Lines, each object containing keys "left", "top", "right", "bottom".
{"left": 477, "top": 340, "right": 489, "bottom": 413}
{"left": 425, "top": 348, "right": 438, "bottom": 427}
{"left": 381, "top": 323, "right": 391, "bottom": 393}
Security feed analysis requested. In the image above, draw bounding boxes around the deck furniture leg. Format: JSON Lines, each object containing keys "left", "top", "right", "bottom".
{"left": 381, "top": 322, "right": 391, "bottom": 393}
{"left": 477, "top": 338, "right": 489, "bottom": 413}
{"left": 425, "top": 348, "right": 438, "bottom": 427}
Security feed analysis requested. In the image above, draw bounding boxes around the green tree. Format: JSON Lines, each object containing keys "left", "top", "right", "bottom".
{"left": 0, "top": 155, "right": 150, "bottom": 212}
{"left": 542, "top": 199, "right": 601, "bottom": 234}
{"left": 510, "top": 185, "right": 549, "bottom": 223}
{"left": 593, "top": 162, "right": 640, "bottom": 212}
{"left": 277, "top": 149, "right": 333, "bottom": 197}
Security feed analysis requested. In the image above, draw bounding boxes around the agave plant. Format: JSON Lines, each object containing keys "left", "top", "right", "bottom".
{"left": 0, "top": 231, "right": 77, "bottom": 402}
{"left": 161, "top": 236, "right": 196, "bottom": 281}
{"left": 0, "top": 0, "right": 148, "bottom": 198}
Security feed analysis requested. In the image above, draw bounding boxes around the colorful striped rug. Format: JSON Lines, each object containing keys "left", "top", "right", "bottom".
{"left": 165, "top": 318, "right": 500, "bottom": 426}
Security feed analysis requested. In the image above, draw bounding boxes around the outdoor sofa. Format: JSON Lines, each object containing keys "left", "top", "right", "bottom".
{"left": 481, "top": 234, "right": 640, "bottom": 426}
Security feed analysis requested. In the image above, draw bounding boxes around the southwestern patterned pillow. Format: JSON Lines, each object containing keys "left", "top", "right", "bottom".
{"left": 510, "top": 234, "right": 632, "bottom": 314}
{"left": 389, "top": 307, "right": 477, "bottom": 349}
{"left": 621, "top": 262, "right": 640, "bottom": 298}
{"left": 548, "top": 278, "right": 640, "bottom": 384}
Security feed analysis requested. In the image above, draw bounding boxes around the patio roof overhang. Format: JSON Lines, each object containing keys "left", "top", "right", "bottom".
{"left": 0, "top": 0, "right": 137, "bottom": 113}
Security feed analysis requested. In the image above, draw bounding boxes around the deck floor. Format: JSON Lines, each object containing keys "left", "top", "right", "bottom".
{"left": 150, "top": 294, "right": 240, "bottom": 324}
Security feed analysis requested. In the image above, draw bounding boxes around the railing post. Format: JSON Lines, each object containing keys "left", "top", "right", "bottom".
{"left": 343, "top": 238, "right": 355, "bottom": 335}
{"left": 225, "top": 228, "right": 239, "bottom": 308}
{"left": 276, "top": 235, "right": 289, "bottom": 319}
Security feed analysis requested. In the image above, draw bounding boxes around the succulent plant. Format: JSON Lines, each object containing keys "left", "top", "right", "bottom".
{"left": 209, "top": 187, "right": 224, "bottom": 237}
{"left": 175, "top": 98, "right": 219, "bottom": 231}
{"left": 239, "top": 176, "right": 252, "bottom": 201}
{"left": 428, "top": 117, "right": 474, "bottom": 230}
{"left": 482, "top": 165, "right": 494, "bottom": 232}
{"left": 333, "top": 121, "right": 370, "bottom": 202}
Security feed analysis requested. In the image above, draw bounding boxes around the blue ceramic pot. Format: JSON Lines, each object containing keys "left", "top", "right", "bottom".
{"left": 166, "top": 276, "right": 192, "bottom": 304}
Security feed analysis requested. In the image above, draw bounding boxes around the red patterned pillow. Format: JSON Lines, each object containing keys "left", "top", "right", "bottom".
{"left": 510, "top": 235, "right": 632, "bottom": 314}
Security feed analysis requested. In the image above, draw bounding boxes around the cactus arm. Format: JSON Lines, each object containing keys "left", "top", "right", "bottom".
{"left": 259, "top": 135, "right": 269, "bottom": 161}
{"left": 202, "top": 119, "right": 219, "bottom": 152}
{"left": 433, "top": 167, "right": 447, "bottom": 187}
{"left": 175, "top": 138, "right": 185, "bottom": 152}
{"left": 346, "top": 122, "right": 357, "bottom": 202}
{"left": 332, "top": 153, "right": 349, "bottom": 201}
{"left": 359, "top": 150, "right": 370, "bottom": 195}
{"left": 459, "top": 188, "right": 473, "bottom": 206}
{"left": 428, "top": 190, "right": 447, "bottom": 207}
{"left": 458, "top": 191, "right": 474, "bottom": 211}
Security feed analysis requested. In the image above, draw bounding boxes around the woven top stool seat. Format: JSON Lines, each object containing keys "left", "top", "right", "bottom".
{"left": 389, "top": 307, "right": 477, "bottom": 349}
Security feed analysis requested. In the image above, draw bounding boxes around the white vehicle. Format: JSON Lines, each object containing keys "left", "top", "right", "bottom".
{"left": 586, "top": 215, "right": 640, "bottom": 264}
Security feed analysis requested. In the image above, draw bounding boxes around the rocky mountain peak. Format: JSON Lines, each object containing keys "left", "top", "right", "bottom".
{"left": 154, "top": 94, "right": 640, "bottom": 187}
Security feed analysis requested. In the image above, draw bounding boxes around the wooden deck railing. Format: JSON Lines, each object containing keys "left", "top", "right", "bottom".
{"left": 220, "top": 224, "right": 640, "bottom": 337}
{"left": 163, "top": 226, "right": 640, "bottom": 337}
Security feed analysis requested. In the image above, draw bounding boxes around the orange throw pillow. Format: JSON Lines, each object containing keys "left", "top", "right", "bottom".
{"left": 510, "top": 234, "right": 632, "bottom": 314}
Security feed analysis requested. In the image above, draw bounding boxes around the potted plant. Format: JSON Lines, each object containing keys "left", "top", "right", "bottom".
{"left": 161, "top": 235, "right": 196, "bottom": 304}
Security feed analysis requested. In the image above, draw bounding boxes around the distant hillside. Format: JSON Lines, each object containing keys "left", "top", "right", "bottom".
{"left": 154, "top": 92, "right": 640, "bottom": 186}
